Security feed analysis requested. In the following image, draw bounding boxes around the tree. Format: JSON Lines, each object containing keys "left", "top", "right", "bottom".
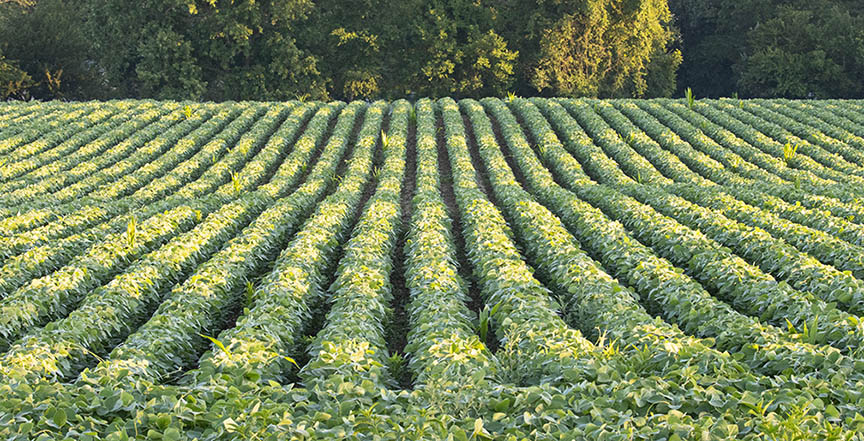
{"left": 0, "top": 0, "right": 102, "bottom": 99}
{"left": 738, "top": 5, "right": 864, "bottom": 98}
{"left": 498, "top": 0, "right": 680, "bottom": 98}
{"left": 668, "top": 0, "right": 864, "bottom": 98}
{"left": 85, "top": 0, "right": 327, "bottom": 100}
{"left": 2, "top": 0, "right": 685, "bottom": 100}
{"left": 666, "top": 0, "right": 730, "bottom": 97}
{"left": 301, "top": 0, "right": 517, "bottom": 100}
{"left": 297, "top": 0, "right": 394, "bottom": 100}
{"left": 0, "top": 50, "right": 34, "bottom": 100}
{"left": 402, "top": 0, "right": 517, "bottom": 97}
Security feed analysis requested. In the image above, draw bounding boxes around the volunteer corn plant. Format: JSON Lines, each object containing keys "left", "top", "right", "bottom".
{"left": 1, "top": 98, "right": 864, "bottom": 440}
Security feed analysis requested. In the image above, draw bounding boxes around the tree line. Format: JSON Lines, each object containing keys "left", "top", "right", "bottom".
{"left": 670, "top": 0, "right": 864, "bottom": 99}
{"left": 0, "top": 0, "right": 861, "bottom": 101}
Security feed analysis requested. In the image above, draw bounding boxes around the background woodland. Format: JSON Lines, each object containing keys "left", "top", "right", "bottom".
{"left": 0, "top": 0, "right": 861, "bottom": 101}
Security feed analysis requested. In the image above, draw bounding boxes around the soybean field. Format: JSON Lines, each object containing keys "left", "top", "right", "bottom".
{"left": 2, "top": 97, "right": 864, "bottom": 440}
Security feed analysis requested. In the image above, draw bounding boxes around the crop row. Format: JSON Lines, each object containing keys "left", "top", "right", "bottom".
{"left": 0, "top": 105, "right": 276, "bottom": 303}
{"left": 547, "top": 99, "right": 864, "bottom": 328}
{"left": 0, "top": 103, "right": 109, "bottom": 160}
{"left": 402, "top": 99, "right": 499, "bottom": 404}
{"left": 626, "top": 100, "right": 864, "bottom": 245}
{"left": 454, "top": 98, "right": 864, "bottom": 438}
{"left": 0, "top": 104, "right": 255, "bottom": 230}
{"left": 79, "top": 102, "right": 369, "bottom": 387}
{"left": 76, "top": 102, "right": 384, "bottom": 439}
{"left": 0, "top": 103, "right": 148, "bottom": 183}
{"left": 552, "top": 99, "right": 864, "bottom": 332}
{"left": 490, "top": 98, "right": 864, "bottom": 424}
{"left": 0, "top": 104, "right": 210, "bottom": 205}
{"left": 4, "top": 99, "right": 864, "bottom": 439}
{"left": 0, "top": 102, "right": 333, "bottom": 384}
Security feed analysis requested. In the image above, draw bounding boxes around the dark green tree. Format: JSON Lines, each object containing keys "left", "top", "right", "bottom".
{"left": 86, "top": 0, "right": 327, "bottom": 100}
{"left": 669, "top": 0, "right": 864, "bottom": 98}
{"left": 666, "top": 0, "right": 731, "bottom": 97}
{"left": 302, "top": 0, "right": 517, "bottom": 100}
{"left": 0, "top": 50, "right": 34, "bottom": 100}
{"left": 0, "top": 0, "right": 102, "bottom": 99}
{"left": 2, "top": 0, "right": 685, "bottom": 100}
{"left": 738, "top": 5, "right": 864, "bottom": 98}
{"left": 297, "top": 0, "right": 395, "bottom": 99}
{"left": 402, "top": 0, "right": 517, "bottom": 98}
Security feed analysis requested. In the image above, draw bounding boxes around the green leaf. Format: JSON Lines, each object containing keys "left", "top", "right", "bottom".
{"left": 785, "top": 319, "right": 798, "bottom": 334}
{"left": 490, "top": 300, "right": 503, "bottom": 317}
{"left": 19, "top": 422, "right": 34, "bottom": 434}
{"left": 452, "top": 427, "right": 468, "bottom": 441}
{"left": 163, "top": 428, "right": 181, "bottom": 441}
{"left": 199, "top": 333, "right": 231, "bottom": 360}
{"left": 156, "top": 415, "right": 171, "bottom": 430}
{"left": 53, "top": 409, "right": 67, "bottom": 427}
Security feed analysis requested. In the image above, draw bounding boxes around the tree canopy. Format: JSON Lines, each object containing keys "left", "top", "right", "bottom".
{"left": 0, "top": 0, "right": 683, "bottom": 100}
{"left": 3, "top": 0, "right": 861, "bottom": 100}
{"left": 669, "top": 0, "right": 864, "bottom": 98}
